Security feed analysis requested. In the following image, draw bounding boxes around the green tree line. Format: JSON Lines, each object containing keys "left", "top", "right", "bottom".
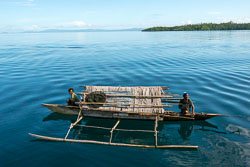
{"left": 142, "top": 22, "right": 250, "bottom": 31}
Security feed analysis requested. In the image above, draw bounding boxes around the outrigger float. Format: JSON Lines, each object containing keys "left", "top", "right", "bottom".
{"left": 29, "top": 85, "right": 237, "bottom": 149}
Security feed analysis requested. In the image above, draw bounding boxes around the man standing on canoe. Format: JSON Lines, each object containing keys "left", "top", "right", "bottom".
{"left": 67, "top": 88, "right": 79, "bottom": 106}
{"left": 179, "top": 92, "right": 195, "bottom": 115}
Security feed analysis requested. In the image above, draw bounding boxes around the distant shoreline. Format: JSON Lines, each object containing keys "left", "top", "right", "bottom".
{"left": 0, "top": 28, "right": 143, "bottom": 34}
{"left": 142, "top": 22, "right": 250, "bottom": 31}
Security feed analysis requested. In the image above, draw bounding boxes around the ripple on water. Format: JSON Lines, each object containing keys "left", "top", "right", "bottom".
{"left": 0, "top": 31, "right": 249, "bottom": 167}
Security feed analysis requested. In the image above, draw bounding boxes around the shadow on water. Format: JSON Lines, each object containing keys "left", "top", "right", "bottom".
{"left": 39, "top": 113, "right": 231, "bottom": 147}
{"left": 43, "top": 112, "right": 78, "bottom": 123}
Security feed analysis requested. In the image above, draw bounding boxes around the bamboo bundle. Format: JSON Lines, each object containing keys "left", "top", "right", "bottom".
{"left": 83, "top": 86, "right": 165, "bottom": 114}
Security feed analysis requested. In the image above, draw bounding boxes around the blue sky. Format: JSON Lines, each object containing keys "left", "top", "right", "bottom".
{"left": 0, "top": 0, "right": 250, "bottom": 32}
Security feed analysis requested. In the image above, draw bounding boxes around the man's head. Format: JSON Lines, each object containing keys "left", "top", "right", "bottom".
{"left": 68, "top": 88, "right": 74, "bottom": 95}
{"left": 183, "top": 92, "right": 189, "bottom": 99}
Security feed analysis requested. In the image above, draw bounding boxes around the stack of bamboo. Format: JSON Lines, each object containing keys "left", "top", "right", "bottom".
{"left": 83, "top": 86, "right": 165, "bottom": 114}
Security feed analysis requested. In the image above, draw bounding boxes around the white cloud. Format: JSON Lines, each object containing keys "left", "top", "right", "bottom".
{"left": 56, "top": 21, "right": 92, "bottom": 29}
{"left": 12, "top": 0, "right": 36, "bottom": 6}
{"left": 23, "top": 25, "right": 42, "bottom": 31}
{"left": 180, "top": 20, "right": 192, "bottom": 25}
{"left": 71, "top": 21, "right": 86, "bottom": 27}
{"left": 187, "top": 20, "right": 192, "bottom": 24}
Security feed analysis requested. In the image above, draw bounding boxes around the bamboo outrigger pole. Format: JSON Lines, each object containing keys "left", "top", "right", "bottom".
{"left": 77, "top": 92, "right": 179, "bottom": 98}
{"left": 28, "top": 133, "right": 198, "bottom": 149}
{"left": 80, "top": 85, "right": 170, "bottom": 90}
{"left": 154, "top": 116, "right": 158, "bottom": 147}
{"left": 109, "top": 120, "right": 120, "bottom": 144}
{"left": 75, "top": 124, "right": 157, "bottom": 133}
{"left": 77, "top": 101, "right": 172, "bottom": 108}
{"left": 64, "top": 103, "right": 84, "bottom": 140}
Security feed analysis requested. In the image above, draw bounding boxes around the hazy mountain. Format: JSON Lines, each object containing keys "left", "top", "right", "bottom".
{"left": 23, "top": 28, "right": 143, "bottom": 33}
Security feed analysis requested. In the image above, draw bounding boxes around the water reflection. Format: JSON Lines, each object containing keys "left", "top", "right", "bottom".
{"left": 43, "top": 112, "right": 77, "bottom": 123}
{"left": 43, "top": 113, "right": 226, "bottom": 145}
{"left": 178, "top": 122, "right": 193, "bottom": 140}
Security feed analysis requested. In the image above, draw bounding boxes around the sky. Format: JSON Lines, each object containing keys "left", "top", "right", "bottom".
{"left": 0, "top": 0, "right": 250, "bottom": 32}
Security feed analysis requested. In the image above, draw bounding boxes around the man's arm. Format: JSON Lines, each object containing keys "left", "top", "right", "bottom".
{"left": 189, "top": 99, "right": 195, "bottom": 114}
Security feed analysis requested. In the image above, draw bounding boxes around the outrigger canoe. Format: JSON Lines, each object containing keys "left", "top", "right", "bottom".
{"left": 29, "top": 86, "right": 238, "bottom": 149}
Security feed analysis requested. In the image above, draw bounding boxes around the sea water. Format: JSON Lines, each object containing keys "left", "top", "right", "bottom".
{"left": 0, "top": 31, "right": 249, "bottom": 167}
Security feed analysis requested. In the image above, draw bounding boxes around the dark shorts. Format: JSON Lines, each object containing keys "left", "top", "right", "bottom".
{"left": 67, "top": 99, "right": 77, "bottom": 106}
{"left": 181, "top": 110, "right": 190, "bottom": 114}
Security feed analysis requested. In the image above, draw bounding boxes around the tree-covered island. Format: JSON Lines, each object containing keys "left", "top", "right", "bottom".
{"left": 142, "top": 22, "right": 250, "bottom": 31}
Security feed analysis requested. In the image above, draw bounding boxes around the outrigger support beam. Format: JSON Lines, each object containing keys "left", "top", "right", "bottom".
{"left": 154, "top": 116, "right": 158, "bottom": 147}
{"left": 109, "top": 120, "right": 120, "bottom": 143}
{"left": 64, "top": 116, "right": 83, "bottom": 139}
{"left": 75, "top": 124, "right": 157, "bottom": 133}
{"left": 64, "top": 106, "right": 84, "bottom": 140}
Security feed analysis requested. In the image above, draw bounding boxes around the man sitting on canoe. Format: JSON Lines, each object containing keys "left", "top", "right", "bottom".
{"left": 67, "top": 88, "right": 79, "bottom": 106}
{"left": 179, "top": 92, "right": 195, "bottom": 115}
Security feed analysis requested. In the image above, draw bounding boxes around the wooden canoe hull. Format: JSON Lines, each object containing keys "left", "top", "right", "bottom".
{"left": 42, "top": 104, "right": 157, "bottom": 120}
{"left": 41, "top": 103, "right": 220, "bottom": 121}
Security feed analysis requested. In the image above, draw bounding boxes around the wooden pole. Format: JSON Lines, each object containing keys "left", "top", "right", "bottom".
{"left": 161, "top": 86, "right": 169, "bottom": 90}
{"left": 75, "top": 124, "right": 156, "bottom": 133}
{"left": 80, "top": 85, "right": 169, "bottom": 90}
{"left": 164, "top": 115, "right": 195, "bottom": 120}
{"left": 204, "top": 114, "right": 242, "bottom": 118}
{"left": 83, "top": 93, "right": 86, "bottom": 103}
{"left": 77, "top": 92, "right": 178, "bottom": 98}
{"left": 76, "top": 107, "right": 82, "bottom": 120}
{"left": 75, "top": 124, "right": 111, "bottom": 130}
{"left": 109, "top": 120, "right": 120, "bottom": 143}
{"left": 154, "top": 116, "right": 158, "bottom": 147}
{"left": 161, "top": 98, "right": 183, "bottom": 102}
{"left": 78, "top": 106, "right": 160, "bottom": 116}
{"left": 64, "top": 116, "right": 83, "bottom": 139}
{"left": 116, "top": 128, "right": 156, "bottom": 133}
{"left": 77, "top": 102, "right": 172, "bottom": 108}
{"left": 65, "top": 104, "right": 84, "bottom": 140}
{"left": 29, "top": 133, "right": 198, "bottom": 149}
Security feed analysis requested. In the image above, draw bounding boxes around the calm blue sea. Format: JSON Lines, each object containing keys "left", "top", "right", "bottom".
{"left": 0, "top": 31, "right": 249, "bottom": 167}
